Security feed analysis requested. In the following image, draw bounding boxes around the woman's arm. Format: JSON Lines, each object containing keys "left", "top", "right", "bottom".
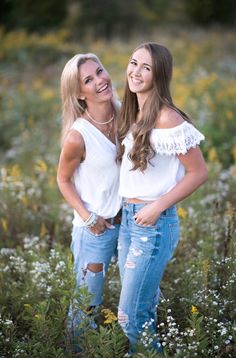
{"left": 157, "top": 146, "right": 208, "bottom": 212}
{"left": 134, "top": 146, "right": 208, "bottom": 226}
{"left": 57, "top": 130, "right": 90, "bottom": 221}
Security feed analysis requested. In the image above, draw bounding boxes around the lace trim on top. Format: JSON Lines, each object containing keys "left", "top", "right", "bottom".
{"left": 123, "top": 121, "right": 205, "bottom": 156}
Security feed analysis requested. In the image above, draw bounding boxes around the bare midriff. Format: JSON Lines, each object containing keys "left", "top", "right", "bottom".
{"left": 125, "top": 198, "right": 153, "bottom": 204}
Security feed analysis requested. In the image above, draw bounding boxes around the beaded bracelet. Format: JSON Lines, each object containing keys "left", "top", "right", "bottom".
{"left": 84, "top": 212, "right": 98, "bottom": 228}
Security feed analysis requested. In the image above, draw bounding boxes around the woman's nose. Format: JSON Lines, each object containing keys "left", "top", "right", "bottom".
{"left": 133, "top": 66, "right": 141, "bottom": 76}
{"left": 95, "top": 75, "right": 104, "bottom": 85}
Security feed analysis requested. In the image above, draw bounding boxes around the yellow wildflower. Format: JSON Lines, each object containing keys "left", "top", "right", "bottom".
{"left": 34, "top": 159, "right": 48, "bottom": 173}
{"left": 24, "top": 303, "right": 32, "bottom": 309}
{"left": 1, "top": 218, "right": 8, "bottom": 233}
{"left": 9, "top": 164, "right": 21, "bottom": 178}
{"left": 40, "top": 88, "right": 55, "bottom": 101}
{"left": 102, "top": 308, "right": 117, "bottom": 324}
{"left": 208, "top": 147, "right": 219, "bottom": 163}
{"left": 203, "top": 259, "right": 210, "bottom": 273}
{"left": 20, "top": 196, "right": 28, "bottom": 206}
{"left": 226, "top": 110, "right": 233, "bottom": 120}
{"left": 40, "top": 223, "right": 47, "bottom": 238}
{"left": 191, "top": 305, "right": 199, "bottom": 314}
{"left": 177, "top": 207, "right": 188, "bottom": 219}
{"left": 232, "top": 164, "right": 236, "bottom": 178}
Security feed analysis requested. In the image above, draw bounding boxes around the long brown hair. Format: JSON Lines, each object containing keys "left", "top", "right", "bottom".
{"left": 117, "top": 42, "right": 191, "bottom": 171}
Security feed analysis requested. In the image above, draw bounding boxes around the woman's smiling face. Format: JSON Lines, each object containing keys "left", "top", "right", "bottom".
{"left": 127, "top": 47, "right": 153, "bottom": 97}
{"left": 79, "top": 59, "right": 113, "bottom": 105}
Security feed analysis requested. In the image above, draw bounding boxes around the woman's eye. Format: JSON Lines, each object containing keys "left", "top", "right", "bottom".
{"left": 85, "top": 78, "right": 91, "bottom": 84}
{"left": 130, "top": 61, "right": 137, "bottom": 65}
{"left": 97, "top": 68, "right": 103, "bottom": 74}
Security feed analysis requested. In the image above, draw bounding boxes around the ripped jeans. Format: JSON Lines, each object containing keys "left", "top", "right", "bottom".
{"left": 118, "top": 202, "right": 179, "bottom": 353}
{"left": 68, "top": 223, "right": 119, "bottom": 335}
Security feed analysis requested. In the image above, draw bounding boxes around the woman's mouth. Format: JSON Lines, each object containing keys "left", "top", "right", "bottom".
{"left": 97, "top": 84, "right": 109, "bottom": 93}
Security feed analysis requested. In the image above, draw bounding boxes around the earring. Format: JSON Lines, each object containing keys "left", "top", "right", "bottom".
{"left": 79, "top": 96, "right": 86, "bottom": 101}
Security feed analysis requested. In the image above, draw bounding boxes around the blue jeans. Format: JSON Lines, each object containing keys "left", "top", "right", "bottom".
{"left": 67, "top": 224, "right": 120, "bottom": 339}
{"left": 118, "top": 203, "right": 179, "bottom": 353}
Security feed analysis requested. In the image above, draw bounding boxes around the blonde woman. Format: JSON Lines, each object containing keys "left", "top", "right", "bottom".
{"left": 117, "top": 43, "right": 208, "bottom": 355}
{"left": 57, "top": 53, "right": 121, "bottom": 351}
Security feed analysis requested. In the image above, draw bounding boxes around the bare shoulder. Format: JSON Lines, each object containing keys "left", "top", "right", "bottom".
{"left": 156, "top": 107, "right": 185, "bottom": 129}
{"left": 62, "top": 129, "right": 85, "bottom": 160}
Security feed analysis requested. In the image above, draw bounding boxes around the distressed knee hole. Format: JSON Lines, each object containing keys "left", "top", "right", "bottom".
{"left": 131, "top": 247, "right": 143, "bottom": 256}
{"left": 87, "top": 263, "right": 103, "bottom": 273}
{"left": 125, "top": 260, "right": 136, "bottom": 269}
{"left": 140, "top": 236, "right": 148, "bottom": 242}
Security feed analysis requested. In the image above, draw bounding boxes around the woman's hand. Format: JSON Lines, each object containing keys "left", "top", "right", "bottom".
{"left": 133, "top": 201, "right": 161, "bottom": 226}
{"left": 88, "top": 216, "right": 115, "bottom": 235}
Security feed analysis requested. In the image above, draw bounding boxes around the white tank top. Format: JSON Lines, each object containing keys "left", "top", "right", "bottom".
{"left": 71, "top": 118, "right": 122, "bottom": 227}
{"left": 119, "top": 121, "right": 205, "bottom": 201}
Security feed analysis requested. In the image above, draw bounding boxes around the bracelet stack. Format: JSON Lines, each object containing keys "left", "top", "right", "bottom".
{"left": 84, "top": 212, "right": 98, "bottom": 228}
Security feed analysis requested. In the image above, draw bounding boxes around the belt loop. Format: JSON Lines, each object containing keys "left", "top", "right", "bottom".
{"left": 132, "top": 203, "right": 135, "bottom": 215}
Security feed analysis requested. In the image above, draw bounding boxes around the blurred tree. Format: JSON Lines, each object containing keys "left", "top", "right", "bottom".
{"left": 74, "top": 0, "right": 140, "bottom": 39}
{"left": 185, "top": 0, "right": 236, "bottom": 25}
{"left": 0, "top": 0, "right": 235, "bottom": 36}
{"left": 79, "top": 0, "right": 120, "bottom": 38}
{"left": 0, "top": 0, "right": 11, "bottom": 27}
{"left": 70, "top": 0, "right": 173, "bottom": 39}
{"left": 0, "top": 0, "right": 67, "bottom": 31}
{"left": 213, "top": 0, "right": 236, "bottom": 24}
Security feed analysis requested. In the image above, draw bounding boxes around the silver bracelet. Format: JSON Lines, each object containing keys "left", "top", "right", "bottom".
{"left": 84, "top": 212, "right": 98, "bottom": 228}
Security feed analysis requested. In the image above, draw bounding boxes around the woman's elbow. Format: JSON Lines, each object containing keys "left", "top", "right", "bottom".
{"left": 57, "top": 174, "right": 66, "bottom": 191}
{"left": 57, "top": 173, "right": 71, "bottom": 191}
{"left": 56, "top": 176, "right": 61, "bottom": 188}
{"left": 56, "top": 176, "right": 63, "bottom": 192}
{"left": 199, "top": 166, "right": 208, "bottom": 185}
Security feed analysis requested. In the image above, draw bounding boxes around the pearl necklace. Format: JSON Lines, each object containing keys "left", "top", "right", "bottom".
{"left": 85, "top": 109, "right": 114, "bottom": 125}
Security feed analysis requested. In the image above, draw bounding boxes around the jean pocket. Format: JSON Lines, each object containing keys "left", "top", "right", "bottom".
{"left": 132, "top": 213, "right": 161, "bottom": 229}
{"left": 133, "top": 217, "right": 157, "bottom": 229}
{"left": 85, "top": 227, "right": 107, "bottom": 237}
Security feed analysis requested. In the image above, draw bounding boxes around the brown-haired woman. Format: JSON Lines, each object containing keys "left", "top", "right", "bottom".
{"left": 117, "top": 43, "right": 208, "bottom": 355}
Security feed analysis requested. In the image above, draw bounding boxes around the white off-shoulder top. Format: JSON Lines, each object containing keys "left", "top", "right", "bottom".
{"left": 119, "top": 121, "right": 205, "bottom": 201}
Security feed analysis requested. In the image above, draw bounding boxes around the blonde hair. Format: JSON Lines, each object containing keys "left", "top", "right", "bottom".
{"left": 60, "top": 53, "right": 120, "bottom": 146}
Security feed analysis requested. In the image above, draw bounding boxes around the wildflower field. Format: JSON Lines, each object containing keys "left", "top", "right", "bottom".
{"left": 0, "top": 27, "right": 235, "bottom": 357}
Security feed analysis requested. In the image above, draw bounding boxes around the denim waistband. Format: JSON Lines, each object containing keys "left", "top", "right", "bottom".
{"left": 161, "top": 206, "right": 177, "bottom": 216}
{"left": 123, "top": 201, "right": 176, "bottom": 216}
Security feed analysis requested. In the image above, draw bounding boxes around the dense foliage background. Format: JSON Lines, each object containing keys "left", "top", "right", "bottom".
{"left": 0, "top": 1, "right": 236, "bottom": 357}
{"left": 1, "top": 0, "right": 236, "bottom": 35}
